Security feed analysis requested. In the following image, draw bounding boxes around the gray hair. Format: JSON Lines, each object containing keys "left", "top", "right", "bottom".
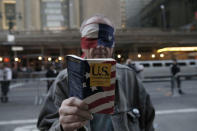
{"left": 80, "top": 14, "right": 115, "bottom": 33}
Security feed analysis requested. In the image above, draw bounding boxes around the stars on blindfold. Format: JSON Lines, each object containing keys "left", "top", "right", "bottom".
{"left": 108, "top": 35, "right": 112, "bottom": 41}
{"left": 81, "top": 23, "right": 115, "bottom": 49}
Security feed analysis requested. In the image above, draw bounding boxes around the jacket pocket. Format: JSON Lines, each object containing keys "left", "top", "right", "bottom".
{"left": 111, "top": 108, "right": 141, "bottom": 131}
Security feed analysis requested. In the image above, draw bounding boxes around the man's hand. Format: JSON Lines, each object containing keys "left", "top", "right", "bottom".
{"left": 59, "top": 97, "right": 93, "bottom": 131}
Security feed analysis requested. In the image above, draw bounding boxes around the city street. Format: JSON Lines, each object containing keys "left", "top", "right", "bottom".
{"left": 0, "top": 0, "right": 197, "bottom": 131}
{"left": 0, "top": 80, "right": 197, "bottom": 131}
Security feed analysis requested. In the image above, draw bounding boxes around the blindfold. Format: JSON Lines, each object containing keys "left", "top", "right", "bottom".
{"left": 81, "top": 24, "right": 114, "bottom": 49}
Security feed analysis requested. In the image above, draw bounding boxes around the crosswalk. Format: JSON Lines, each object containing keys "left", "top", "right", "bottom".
{"left": 14, "top": 125, "right": 38, "bottom": 131}
{"left": 0, "top": 108, "right": 197, "bottom": 131}
{"left": 0, "top": 119, "right": 36, "bottom": 125}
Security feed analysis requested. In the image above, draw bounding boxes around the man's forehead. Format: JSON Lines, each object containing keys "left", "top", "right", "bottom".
{"left": 81, "top": 23, "right": 114, "bottom": 38}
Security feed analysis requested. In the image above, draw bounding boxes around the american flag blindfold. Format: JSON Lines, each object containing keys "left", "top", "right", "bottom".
{"left": 81, "top": 24, "right": 115, "bottom": 49}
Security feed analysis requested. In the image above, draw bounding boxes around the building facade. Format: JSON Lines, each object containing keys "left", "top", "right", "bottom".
{"left": 124, "top": 0, "right": 152, "bottom": 27}
{"left": 0, "top": 0, "right": 197, "bottom": 72}
{"left": 0, "top": 0, "right": 123, "bottom": 70}
{"left": 140, "top": 0, "right": 197, "bottom": 29}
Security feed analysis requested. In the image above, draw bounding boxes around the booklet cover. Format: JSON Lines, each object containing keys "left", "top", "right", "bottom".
{"left": 66, "top": 55, "right": 116, "bottom": 114}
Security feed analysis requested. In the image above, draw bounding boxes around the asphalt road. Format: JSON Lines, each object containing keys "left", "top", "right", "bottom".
{"left": 0, "top": 80, "right": 197, "bottom": 131}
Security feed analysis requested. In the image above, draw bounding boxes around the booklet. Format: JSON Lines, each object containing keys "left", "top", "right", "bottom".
{"left": 66, "top": 55, "right": 116, "bottom": 114}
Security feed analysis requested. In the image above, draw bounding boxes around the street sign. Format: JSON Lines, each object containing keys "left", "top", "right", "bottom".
{"left": 11, "top": 46, "right": 24, "bottom": 51}
{"left": 7, "top": 34, "right": 15, "bottom": 42}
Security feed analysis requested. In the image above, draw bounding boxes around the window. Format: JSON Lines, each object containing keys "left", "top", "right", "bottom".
{"left": 141, "top": 63, "right": 150, "bottom": 67}
{"left": 165, "top": 62, "right": 172, "bottom": 66}
{"left": 2, "top": 0, "right": 16, "bottom": 30}
{"left": 190, "top": 61, "right": 196, "bottom": 65}
{"left": 41, "top": 0, "right": 69, "bottom": 30}
{"left": 153, "top": 63, "right": 162, "bottom": 67}
{"left": 178, "top": 62, "right": 186, "bottom": 66}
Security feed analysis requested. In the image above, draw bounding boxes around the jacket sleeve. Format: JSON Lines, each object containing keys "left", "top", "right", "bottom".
{"left": 37, "top": 69, "right": 87, "bottom": 131}
{"left": 137, "top": 79, "right": 155, "bottom": 131}
{"left": 37, "top": 70, "right": 68, "bottom": 131}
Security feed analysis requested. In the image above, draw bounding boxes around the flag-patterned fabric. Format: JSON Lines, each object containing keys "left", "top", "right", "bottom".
{"left": 82, "top": 60, "right": 116, "bottom": 114}
{"left": 81, "top": 23, "right": 115, "bottom": 49}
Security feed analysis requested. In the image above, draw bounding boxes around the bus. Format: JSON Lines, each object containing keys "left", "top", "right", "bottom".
{"left": 134, "top": 59, "right": 197, "bottom": 77}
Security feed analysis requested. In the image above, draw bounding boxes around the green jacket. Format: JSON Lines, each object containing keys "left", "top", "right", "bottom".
{"left": 37, "top": 63, "right": 155, "bottom": 131}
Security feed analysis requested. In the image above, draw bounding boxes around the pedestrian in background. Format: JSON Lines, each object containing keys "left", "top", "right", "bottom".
{"left": 171, "top": 59, "right": 184, "bottom": 95}
{"left": 1, "top": 63, "right": 12, "bottom": 103}
{"left": 46, "top": 63, "right": 58, "bottom": 92}
{"left": 0, "top": 63, "right": 4, "bottom": 97}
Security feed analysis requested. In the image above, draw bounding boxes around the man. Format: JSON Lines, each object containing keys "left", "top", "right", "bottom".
{"left": 46, "top": 63, "right": 58, "bottom": 92}
{"left": 0, "top": 63, "right": 4, "bottom": 102}
{"left": 1, "top": 63, "right": 12, "bottom": 103}
{"left": 37, "top": 15, "right": 155, "bottom": 131}
{"left": 171, "top": 59, "right": 184, "bottom": 95}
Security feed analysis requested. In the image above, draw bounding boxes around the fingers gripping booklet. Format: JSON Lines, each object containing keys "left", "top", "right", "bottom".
{"left": 66, "top": 55, "right": 116, "bottom": 114}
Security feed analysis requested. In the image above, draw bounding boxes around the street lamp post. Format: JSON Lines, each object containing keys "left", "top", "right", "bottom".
{"left": 6, "top": 8, "right": 16, "bottom": 34}
{"left": 0, "top": 11, "right": 22, "bottom": 69}
{"left": 160, "top": 4, "right": 167, "bottom": 29}
{"left": 0, "top": 10, "right": 22, "bottom": 33}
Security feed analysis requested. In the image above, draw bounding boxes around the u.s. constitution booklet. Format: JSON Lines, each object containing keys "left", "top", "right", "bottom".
{"left": 66, "top": 55, "right": 116, "bottom": 114}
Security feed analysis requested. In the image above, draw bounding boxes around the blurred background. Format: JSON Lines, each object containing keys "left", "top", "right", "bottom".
{"left": 0, "top": 0, "right": 197, "bottom": 131}
{"left": 0, "top": 0, "right": 197, "bottom": 72}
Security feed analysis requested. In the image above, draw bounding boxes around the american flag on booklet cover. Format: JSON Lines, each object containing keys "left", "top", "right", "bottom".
{"left": 82, "top": 60, "right": 116, "bottom": 114}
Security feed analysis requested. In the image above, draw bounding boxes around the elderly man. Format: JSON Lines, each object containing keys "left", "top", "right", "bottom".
{"left": 37, "top": 15, "right": 155, "bottom": 131}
